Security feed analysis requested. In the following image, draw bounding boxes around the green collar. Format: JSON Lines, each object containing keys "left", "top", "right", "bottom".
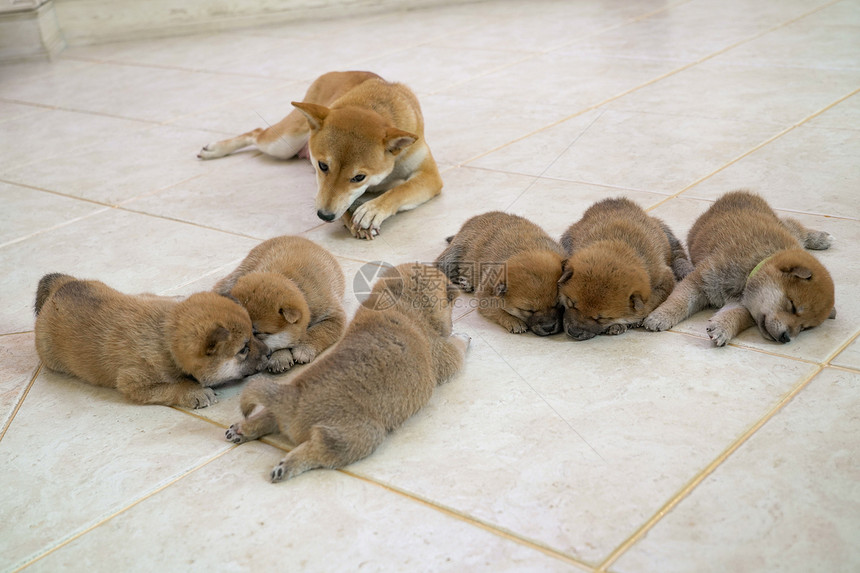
{"left": 748, "top": 254, "right": 774, "bottom": 280}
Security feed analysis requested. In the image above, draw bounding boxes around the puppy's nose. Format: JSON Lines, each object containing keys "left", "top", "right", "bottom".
{"left": 317, "top": 210, "right": 336, "bottom": 222}
{"left": 566, "top": 326, "right": 595, "bottom": 341}
{"left": 778, "top": 331, "right": 791, "bottom": 344}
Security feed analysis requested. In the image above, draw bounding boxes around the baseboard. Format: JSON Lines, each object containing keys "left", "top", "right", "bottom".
{"left": 53, "top": 0, "right": 479, "bottom": 46}
{"left": 0, "top": 0, "right": 66, "bottom": 63}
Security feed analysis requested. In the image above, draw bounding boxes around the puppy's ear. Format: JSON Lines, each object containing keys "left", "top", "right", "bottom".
{"left": 291, "top": 102, "right": 329, "bottom": 131}
{"left": 558, "top": 260, "right": 573, "bottom": 285}
{"left": 205, "top": 326, "right": 230, "bottom": 356}
{"left": 781, "top": 265, "right": 813, "bottom": 280}
{"left": 280, "top": 307, "right": 301, "bottom": 324}
{"left": 384, "top": 128, "right": 417, "bottom": 155}
{"left": 630, "top": 292, "right": 646, "bottom": 313}
{"left": 829, "top": 307, "right": 837, "bottom": 319}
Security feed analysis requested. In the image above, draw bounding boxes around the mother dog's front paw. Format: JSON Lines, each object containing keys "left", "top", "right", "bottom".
{"left": 351, "top": 202, "right": 389, "bottom": 238}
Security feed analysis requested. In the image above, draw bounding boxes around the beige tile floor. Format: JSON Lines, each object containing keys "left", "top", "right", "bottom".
{"left": 1, "top": 0, "right": 859, "bottom": 571}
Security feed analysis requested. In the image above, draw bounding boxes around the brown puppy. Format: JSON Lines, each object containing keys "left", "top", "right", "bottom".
{"left": 558, "top": 198, "right": 690, "bottom": 340}
{"left": 225, "top": 263, "right": 469, "bottom": 482}
{"left": 199, "top": 71, "right": 442, "bottom": 240}
{"left": 436, "top": 211, "right": 565, "bottom": 336}
{"left": 34, "top": 273, "right": 268, "bottom": 408}
{"left": 644, "top": 191, "right": 836, "bottom": 345}
{"left": 214, "top": 236, "right": 346, "bottom": 374}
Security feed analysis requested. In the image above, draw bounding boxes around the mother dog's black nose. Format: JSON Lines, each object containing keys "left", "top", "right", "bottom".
{"left": 317, "top": 210, "right": 336, "bottom": 222}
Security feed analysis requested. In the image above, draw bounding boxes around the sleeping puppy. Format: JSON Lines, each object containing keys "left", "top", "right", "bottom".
{"left": 558, "top": 197, "right": 690, "bottom": 340}
{"left": 435, "top": 211, "right": 565, "bottom": 336}
{"left": 644, "top": 190, "right": 836, "bottom": 345}
{"left": 34, "top": 273, "right": 268, "bottom": 408}
{"left": 225, "top": 263, "right": 470, "bottom": 482}
{"left": 214, "top": 236, "right": 346, "bottom": 374}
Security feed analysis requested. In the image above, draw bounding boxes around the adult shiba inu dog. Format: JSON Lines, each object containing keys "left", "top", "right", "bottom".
{"left": 34, "top": 273, "right": 268, "bottom": 408}
{"left": 644, "top": 191, "right": 836, "bottom": 345}
{"left": 558, "top": 197, "right": 691, "bottom": 340}
{"left": 436, "top": 211, "right": 565, "bottom": 336}
{"left": 214, "top": 236, "right": 346, "bottom": 374}
{"left": 198, "top": 71, "right": 442, "bottom": 240}
{"left": 226, "top": 264, "right": 469, "bottom": 482}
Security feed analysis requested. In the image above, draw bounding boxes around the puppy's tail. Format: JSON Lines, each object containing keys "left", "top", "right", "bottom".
{"left": 34, "top": 273, "right": 76, "bottom": 315}
{"left": 658, "top": 221, "right": 694, "bottom": 281}
{"left": 240, "top": 377, "right": 297, "bottom": 418}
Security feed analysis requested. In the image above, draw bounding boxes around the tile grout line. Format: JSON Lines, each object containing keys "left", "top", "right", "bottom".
{"left": 596, "top": 326, "right": 859, "bottom": 572}
{"left": 456, "top": 0, "right": 845, "bottom": 170}
{"left": 10, "top": 446, "right": 237, "bottom": 573}
{"left": 0, "top": 364, "right": 41, "bottom": 443}
{"left": 646, "top": 86, "right": 860, "bottom": 211}
{"left": 338, "top": 469, "right": 596, "bottom": 572}
{"left": 595, "top": 362, "right": 825, "bottom": 572}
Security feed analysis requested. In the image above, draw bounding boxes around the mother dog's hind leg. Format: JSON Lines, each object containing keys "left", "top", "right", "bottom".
{"left": 198, "top": 111, "right": 310, "bottom": 160}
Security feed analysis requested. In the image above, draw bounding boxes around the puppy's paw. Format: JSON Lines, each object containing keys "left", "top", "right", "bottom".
{"left": 454, "top": 276, "right": 473, "bottom": 292}
{"left": 605, "top": 323, "right": 628, "bottom": 336}
{"left": 225, "top": 423, "right": 247, "bottom": 444}
{"left": 267, "top": 353, "right": 295, "bottom": 374}
{"left": 271, "top": 462, "right": 287, "bottom": 483}
{"left": 290, "top": 344, "right": 317, "bottom": 365}
{"left": 706, "top": 322, "right": 731, "bottom": 347}
{"left": 643, "top": 311, "right": 674, "bottom": 332}
{"left": 503, "top": 320, "right": 528, "bottom": 334}
{"left": 805, "top": 230, "right": 833, "bottom": 250}
{"left": 452, "top": 332, "right": 472, "bottom": 349}
{"left": 185, "top": 387, "right": 217, "bottom": 409}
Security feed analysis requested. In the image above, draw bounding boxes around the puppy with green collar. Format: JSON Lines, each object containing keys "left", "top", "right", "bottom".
{"left": 644, "top": 191, "right": 836, "bottom": 346}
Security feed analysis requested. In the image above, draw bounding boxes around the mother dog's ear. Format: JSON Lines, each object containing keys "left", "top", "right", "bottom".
{"left": 292, "top": 101, "right": 329, "bottom": 131}
{"left": 384, "top": 128, "right": 417, "bottom": 155}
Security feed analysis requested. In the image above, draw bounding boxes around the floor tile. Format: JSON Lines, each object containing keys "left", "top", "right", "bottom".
{"left": 0, "top": 208, "right": 258, "bottom": 335}
{"left": 1, "top": 125, "right": 251, "bottom": 205}
{"left": 0, "top": 62, "right": 286, "bottom": 123}
{"left": 124, "top": 156, "right": 322, "bottom": 238}
{"left": 686, "top": 124, "right": 860, "bottom": 219}
{"left": 608, "top": 60, "right": 860, "bottom": 126}
{"left": 804, "top": 92, "right": 860, "bottom": 130}
{"left": 476, "top": 109, "right": 780, "bottom": 194}
{"left": 24, "top": 441, "right": 581, "bottom": 572}
{"left": 0, "top": 182, "right": 107, "bottom": 247}
{"left": 612, "top": 367, "right": 860, "bottom": 573}
{"left": 0, "top": 109, "right": 149, "bottom": 173}
{"left": 0, "top": 368, "right": 231, "bottom": 571}
{"left": 343, "top": 311, "right": 818, "bottom": 564}
{"left": 0, "top": 333, "right": 38, "bottom": 436}
{"left": 831, "top": 337, "right": 860, "bottom": 371}
{"left": 0, "top": 100, "right": 43, "bottom": 124}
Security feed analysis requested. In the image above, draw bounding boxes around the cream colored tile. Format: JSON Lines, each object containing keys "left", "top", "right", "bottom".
{"left": 124, "top": 157, "right": 322, "bottom": 238}
{"left": 2, "top": 125, "right": 251, "bottom": 205}
{"left": 300, "top": 166, "right": 542, "bottom": 265}
{"left": 805, "top": 92, "right": 860, "bottom": 130}
{"left": 343, "top": 311, "right": 817, "bottom": 564}
{"left": 0, "top": 58, "right": 96, "bottom": 89}
{"left": 0, "top": 369, "right": 231, "bottom": 571}
{"left": 0, "top": 100, "right": 43, "bottom": 124}
{"left": 26, "top": 441, "right": 580, "bottom": 572}
{"left": 608, "top": 61, "right": 860, "bottom": 126}
{"left": 439, "top": 51, "right": 680, "bottom": 109}
{"left": 0, "top": 333, "right": 38, "bottom": 435}
{"left": 647, "top": 198, "right": 859, "bottom": 363}
{"left": 0, "top": 109, "right": 149, "bottom": 172}
{"left": 478, "top": 110, "right": 779, "bottom": 194}
{"left": 0, "top": 182, "right": 107, "bottom": 246}
{"left": 0, "top": 208, "right": 259, "bottom": 335}
{"left": 686, "top": 125, "right": 860, "bottom": 219}
{"left": 0, "top": 61, "right": 287, "bottom": 123}
{"left": 831, "top": 337, "right": 860, "bottom": 371}
{"left": 612, "top": 368, "right": 860, "bottom": 573}
{"left": 717, "top": 2, "right": 860, "bottom": 70}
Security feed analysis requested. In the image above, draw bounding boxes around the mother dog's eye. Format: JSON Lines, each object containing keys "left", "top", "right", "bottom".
{"left": 350, "top": 174, "right": 366, "bottom": 183}
{"left": 318, "top": 161, "right": 329, "bottom": 173}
